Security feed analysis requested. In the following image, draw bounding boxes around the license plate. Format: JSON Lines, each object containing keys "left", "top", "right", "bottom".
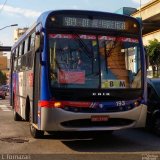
{"left": 91, "top": 115, "right": 109, "bottom": 122}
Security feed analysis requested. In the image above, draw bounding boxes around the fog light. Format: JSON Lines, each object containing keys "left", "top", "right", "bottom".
{"left": 134, "top": 101, "right": 140, "bottom": 107}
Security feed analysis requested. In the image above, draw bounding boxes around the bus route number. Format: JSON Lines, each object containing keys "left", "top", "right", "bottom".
{"left": 116, "top": 101, "right": 125, "bottom": 107}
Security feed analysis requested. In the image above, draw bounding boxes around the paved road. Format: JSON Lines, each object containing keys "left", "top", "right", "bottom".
{"left": 1, "top": 97, "right": 160, "bottom": 160}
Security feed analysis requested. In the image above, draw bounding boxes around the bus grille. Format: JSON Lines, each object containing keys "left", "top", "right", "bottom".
{"left": 61, "top": 118, "right": 134, "bottom": 128}
{"left": 62, "top": 105, "right": 134, "bottom": 113}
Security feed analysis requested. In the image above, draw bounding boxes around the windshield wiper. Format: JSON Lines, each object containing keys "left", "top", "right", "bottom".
{"left": 104, "top": 41, "right": 108, "bottom": 73}
{"left": 72, "top": 33, "right": 97, "bottom": 75}
{"left": 72, "top": 33, "right": 92, "bottom": 59}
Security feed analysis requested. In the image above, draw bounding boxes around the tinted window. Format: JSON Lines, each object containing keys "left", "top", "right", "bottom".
{"left": 24, "top": 38, "right": 29, "bottom": 53}
{"left": 17, "top": 58, "right": 21, "bottom": 71}
{"left": 22, "top": 41, "right": 25, "bottom": 55}
{"left": 15, "top": 48, "right": 19, "bottom": 58}
{"left": 21, "top": 55, "right": 26, "bottom": 70}
{"left": 148, "top": 84, "right": 159, "bottom": 102}
{"left": 26, "top": 52, "right": 33, "bottom": 69}
{"left": 28, "top": 36, "right": 31, "bottom": 51}
{"left": 30, "top": 32, "right": 35, "bottom": 49}
{"left": 19, "top": 44, "right": 23, "bottom": 56}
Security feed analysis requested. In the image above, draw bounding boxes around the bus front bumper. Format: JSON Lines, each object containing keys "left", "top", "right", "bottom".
{"left": 40, "top": 104, "right": 147, "bottom": 131}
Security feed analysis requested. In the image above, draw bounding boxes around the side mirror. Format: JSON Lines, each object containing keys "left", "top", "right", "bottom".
{"left": 35, "top": 32, "right": 45, "bottom": 65}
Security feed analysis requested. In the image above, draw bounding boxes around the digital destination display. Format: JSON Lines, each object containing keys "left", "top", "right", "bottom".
{"left": 63, "top": 17, "right": 126, "bottom": 30}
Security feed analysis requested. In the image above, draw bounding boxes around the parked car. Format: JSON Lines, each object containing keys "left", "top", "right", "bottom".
{"left": 0, "top": 86, "right": 6, "bottom": 99}
{"left": 1, "top": 85, "right": 9, "bottom": 96}
{"left": 146, "top": 78, "right": 160, "bottom": 136}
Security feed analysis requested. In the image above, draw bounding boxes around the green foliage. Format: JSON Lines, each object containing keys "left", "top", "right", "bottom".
{"left": 146, "top": 39, "right": 160, "bottom": 77}
{"left": 146, "top": 39, "right": 160, "bottom": 66}
{"left": 0, "top": 70, "right": 7, "bottom": 85}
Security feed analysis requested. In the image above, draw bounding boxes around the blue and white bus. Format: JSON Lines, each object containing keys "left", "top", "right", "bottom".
{"left": 10, "top": 10, "right": 147, "bottom": 138}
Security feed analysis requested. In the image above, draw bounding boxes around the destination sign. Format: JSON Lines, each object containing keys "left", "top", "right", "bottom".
{"left": 63, "top": 17, "right": 126, "bottom": 30}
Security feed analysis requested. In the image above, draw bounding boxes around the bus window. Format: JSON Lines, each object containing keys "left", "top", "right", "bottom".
{"left": 15, "top": 47, "right": 19, "bottom": 58}
{"left": 13, "top": 52, "right": 17, "bottom": 71}
{"left": 19, "top": 44, "right": 23, "bottom": 57}
{"left": 26, "top": 52, "right": 33, "bottom": 69}
{"left": 30, "top": 32, "right": 35, "bottom": 49}
{"left": 17, "top": 58, "right": 21, "bottom": 71}
{"left": 49, "top": 34, "right": 99, "bottom": 88}
{"left": 21, "top": 55, "right": 26, "bottom": 70}
{"left": 99, "top": 36, "right": 141, "bottom": 89}
{"left": 22, "top": 41, "right": 25, "bottom": 55}
{"left": 28, "top": 35, "right": 31, "bottom": 51}
{"left": 24, "top": 38, "right": 29, "bottom": 54}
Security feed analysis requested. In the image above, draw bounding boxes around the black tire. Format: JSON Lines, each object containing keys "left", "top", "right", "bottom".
{"left": 13, "top": 109, "right": 22, "bottom": 121}
{"left": 154, "top": 118, "right": 160, "bottom": 136}
{"left": 30, "top": 124, "right": 44, "bottom": 138}
{"left": 29, "top": 110, "right": 44, "bottom": 138}
{"left": 25, "top": 98, "right": 30, "bottom": 121}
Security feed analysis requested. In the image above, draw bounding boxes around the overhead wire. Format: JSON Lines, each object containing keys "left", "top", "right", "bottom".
{"left": 0, "top": 0, "right": 8, "bottom": 13}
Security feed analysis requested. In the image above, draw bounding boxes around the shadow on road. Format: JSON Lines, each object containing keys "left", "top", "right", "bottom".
{"left": 43, "top": 128, "right": 160, "bottom": 152}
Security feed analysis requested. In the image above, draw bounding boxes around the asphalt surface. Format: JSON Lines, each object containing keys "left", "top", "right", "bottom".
{"left": 0, "top": 96, "right": 160, "bottom": 160}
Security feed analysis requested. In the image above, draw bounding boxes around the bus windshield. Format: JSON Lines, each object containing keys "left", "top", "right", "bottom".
{"left": 49, "top": 34, "right": 142, "bottom": 89}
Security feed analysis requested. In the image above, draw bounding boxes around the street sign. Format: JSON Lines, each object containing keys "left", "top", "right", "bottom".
{"left": 0, "top": 46, "right": 11, "bottom": 52}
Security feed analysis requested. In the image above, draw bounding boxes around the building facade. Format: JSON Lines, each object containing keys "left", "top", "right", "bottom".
{"left": 132, "top": 0, "right": 160, "bottom": 45}
{"left": 132, "top": 0, "right": 160, "bottom": 77}
{"left": 0, "top": 56, "right": 7, "bottom": 70}
{"left": 14, "top": 28, "right": 28, "bottom": 43}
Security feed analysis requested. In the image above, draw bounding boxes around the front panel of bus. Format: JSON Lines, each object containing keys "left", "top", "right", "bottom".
{"left": 39, "top": 11, "right": 147, "bottom": 131}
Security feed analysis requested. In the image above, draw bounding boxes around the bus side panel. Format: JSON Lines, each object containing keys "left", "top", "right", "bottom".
{"left": 13, "top": 69, "right": 34, "bottom": 120}
{"left": 18, "top": 72, "right": 25, "bottom": 118}
{"left": 19, "top": 70, "right": 32, "bottom": 120}
{"left": 25, "top": 69, "right": 34, "bottom": 120}
{"left": 13, "top": 71, "right": 25, "bottom": 119}
{"left": 33, "top": 51, "right": 41, "bottom": 124}
{"left": 10, "top": 56, "right": 14, "bottom": 106}
{"left": 13, "top": 72, "right": 21, "bottom": 114}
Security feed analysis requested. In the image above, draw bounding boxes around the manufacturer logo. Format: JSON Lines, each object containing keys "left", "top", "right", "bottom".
{"left": 92, "top": 92, "right": 110, "bottom": 96}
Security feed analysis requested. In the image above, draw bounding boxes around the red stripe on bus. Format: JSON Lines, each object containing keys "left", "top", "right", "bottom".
{"left": 38, "top": 100, "right": 92, "bottom": 108}
{"left": 38, "top": 101, "right": 59, "bottom": 108}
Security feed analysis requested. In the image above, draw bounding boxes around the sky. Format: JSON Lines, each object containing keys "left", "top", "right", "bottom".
{"left": 0, "top": 0, "right": 151, "bottom": 47}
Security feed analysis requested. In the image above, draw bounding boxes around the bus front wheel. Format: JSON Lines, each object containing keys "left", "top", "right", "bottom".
{"left": 29, "top": 110, "right": 44, "bottom": 138}
{"left": 30, "top": 124, "right": 44, "bottom": 138}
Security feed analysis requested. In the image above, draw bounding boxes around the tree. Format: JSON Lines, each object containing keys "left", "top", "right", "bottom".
{"left": 0, "top": 70, "right": 7, "bottom": 85}
{"left": 146, "top": 39, "right": 160, "bottom": 77}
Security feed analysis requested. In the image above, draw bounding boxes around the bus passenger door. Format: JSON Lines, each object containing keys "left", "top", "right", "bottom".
{"left": 33, "top": 51, "right": 41, "bottom": 124}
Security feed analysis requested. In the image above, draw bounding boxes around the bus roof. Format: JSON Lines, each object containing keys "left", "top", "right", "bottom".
{"left": 12, "top": 10, "right": 139, "bottom": 51}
